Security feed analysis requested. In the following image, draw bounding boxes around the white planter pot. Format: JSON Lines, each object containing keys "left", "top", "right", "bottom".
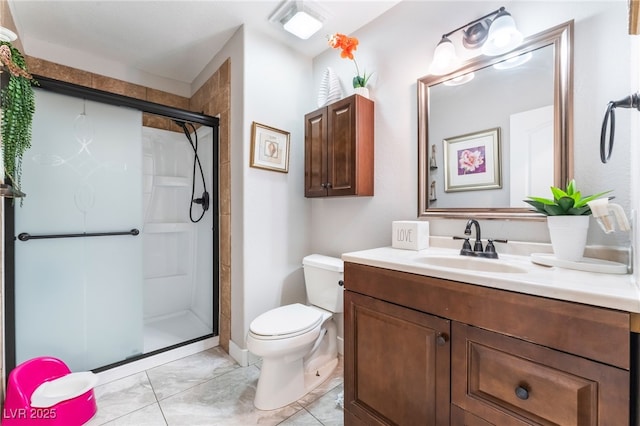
{"left": 546, "top": 215, "right": 590, "bottom": 262}
{"left": 353, "top": 87, "right": 369, "bottom": 98}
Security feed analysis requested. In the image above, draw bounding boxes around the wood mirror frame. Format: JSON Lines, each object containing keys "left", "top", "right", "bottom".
{"left": 417, "top": 21, "right": 574, "bottom": 220}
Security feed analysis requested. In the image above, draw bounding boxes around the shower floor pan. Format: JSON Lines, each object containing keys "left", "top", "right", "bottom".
{"left": 144, "top": 310, "right": 212, "bottom": 353}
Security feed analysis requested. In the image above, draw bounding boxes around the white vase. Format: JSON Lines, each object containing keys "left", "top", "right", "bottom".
{"left": 546, "top": 215, "right": 590, "bottom": 262}
{"left": 317, "top": 67, "right": 343, "bottom": 107}
{"left": 353, "top": 87, "right": 369, "bottom": 98}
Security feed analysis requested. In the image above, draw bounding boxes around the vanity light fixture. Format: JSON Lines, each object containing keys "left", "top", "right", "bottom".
{"left": 428, "top": 6, "right": 523, "bottom": 75}
{"left": 481, "top": 8, "right": 523, "bottom": 56}
{"left": 269, "top": 1, "right": 324, "bottom": 40}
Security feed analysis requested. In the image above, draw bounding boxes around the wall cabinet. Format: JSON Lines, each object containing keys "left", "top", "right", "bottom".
{"left": 304, "top": 94, "right": 374, "bottom": 197}
{"left": 343, "top": 262, "right": 633, "bottom": 425}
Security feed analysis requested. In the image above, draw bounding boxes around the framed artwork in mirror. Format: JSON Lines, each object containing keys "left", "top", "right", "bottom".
{"left": 444, "top": 127, "right": 501, "bottom": 192}
{"left": 250, "top": 122, "right": 290, "bottom": 173}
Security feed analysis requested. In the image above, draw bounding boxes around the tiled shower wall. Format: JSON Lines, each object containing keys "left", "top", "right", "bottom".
{"left": 0, "top": 1, "right": 232, "bottom": 403}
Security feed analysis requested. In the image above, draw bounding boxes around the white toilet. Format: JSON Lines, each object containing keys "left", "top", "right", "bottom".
{"left": 246, "top": 254, "right": 344, "bottom": 410}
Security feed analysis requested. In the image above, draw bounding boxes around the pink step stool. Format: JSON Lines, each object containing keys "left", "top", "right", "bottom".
{"left": 3, "top": 357, "right": 98, "bottom": 425}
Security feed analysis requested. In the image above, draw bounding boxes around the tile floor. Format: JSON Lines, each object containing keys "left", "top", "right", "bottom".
{"left": 85, "top": 347, "right": 345, "bottom": 426}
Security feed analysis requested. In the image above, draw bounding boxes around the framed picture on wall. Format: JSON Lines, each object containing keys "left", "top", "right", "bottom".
{"left": 443, "top": 127, "right": 501, "bottom": 192}
{"left": 250, "top": 122, "right": 290, "bottom": 173}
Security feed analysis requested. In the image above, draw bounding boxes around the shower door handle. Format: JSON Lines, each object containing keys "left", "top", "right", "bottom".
{"left": 17, "top": 228, "right": 140, "bottom": 241}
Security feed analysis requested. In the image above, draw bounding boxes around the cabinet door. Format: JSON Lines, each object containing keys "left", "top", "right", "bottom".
{"left": 452, "top": 322, "right": 629, "bottom": 425}
{"left": 344, "top": 290, "right": 451, "bottom": 425}
{"left": 327, "top": 95, "right": 374, "bottom": 196}
{"left": 304, "top": 107, "right": 328, "bottom": 197}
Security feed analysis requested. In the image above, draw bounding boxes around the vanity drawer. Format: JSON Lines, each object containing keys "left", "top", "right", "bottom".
{"left": 451, "top": 322, "right": 629, "bottom": 425}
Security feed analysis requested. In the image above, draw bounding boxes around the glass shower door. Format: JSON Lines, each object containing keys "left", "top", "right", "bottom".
{"left": 14, "top": 89, "right": 144, "bottom": 371}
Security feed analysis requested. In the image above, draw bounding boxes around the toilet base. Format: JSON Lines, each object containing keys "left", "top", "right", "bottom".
{"left": 253, "top": 319, "right": 339, "bottom": 411}
{"left": 303, "top": 357, "right": 338, "bottom": 394}
{"left": 254, "top": 355, "right": 338, "bottom": 411}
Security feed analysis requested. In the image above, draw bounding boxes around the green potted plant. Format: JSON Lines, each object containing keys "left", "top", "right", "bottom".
{"left": 0, "top": 40, "right": 36, "bottom": 197}
{"left": 524, "top": 179, "right": 610, "bottom": 261}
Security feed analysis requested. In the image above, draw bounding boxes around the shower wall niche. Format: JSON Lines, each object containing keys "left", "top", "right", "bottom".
{"left": 142, "top": 126, "right": 214, "bottom": 353}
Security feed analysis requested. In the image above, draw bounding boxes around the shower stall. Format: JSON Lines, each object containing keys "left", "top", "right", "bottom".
{"left": 141, "top": 125, "right": 214, "bottom": 353}
{"left": 4, "top": 79, "right": 219, "bottom": 373}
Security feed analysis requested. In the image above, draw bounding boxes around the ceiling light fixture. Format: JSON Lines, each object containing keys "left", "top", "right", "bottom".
{"left": 269, "top": 1, "right": 324, "bottom": 40}
{"left": 428, "top": 6, "right": 522, "bottom": 75}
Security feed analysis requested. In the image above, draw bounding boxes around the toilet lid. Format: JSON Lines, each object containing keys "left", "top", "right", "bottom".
{"left": 250, "top": 304, "right": 323, "bottom": 337}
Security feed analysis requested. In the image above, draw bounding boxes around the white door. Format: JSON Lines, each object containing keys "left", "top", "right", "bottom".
{"left": 509, "top": 105, "right": 554, "bottom": 207}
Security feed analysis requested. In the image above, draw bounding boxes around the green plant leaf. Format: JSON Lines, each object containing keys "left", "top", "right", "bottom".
{"left": 526, "top": 196, "right": 556, "bottom": 205}
{"left": 522, "top": 199, "right": 549, "bottom": 214}
{"left": 550, "top": 186, "right": 569, "bottom": 201}
{"left": 574, "top": 190, "right": 612, "bottom": 208}
{"left": 567, "top": 206, "right": 591, "bottom": 215}
{"left": 0, "top": 40, "right": 37, "bottom": 195}
{"left": 556, "top": 196, "right": 575, "bottom": 212}
{"left": 543, "top": 204, "right": 567, "bottom": 215}
{"left": 524, "top": 179, "right": 611, "bottom": 216}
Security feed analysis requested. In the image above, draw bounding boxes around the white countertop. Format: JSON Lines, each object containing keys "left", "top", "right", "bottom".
{"left": 342, "top": 246, "right": 640, "bottom": 313}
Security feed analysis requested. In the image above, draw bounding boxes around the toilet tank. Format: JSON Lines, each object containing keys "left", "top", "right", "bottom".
{"left": 302, "top": 254, "right": 344, "bottom": 313}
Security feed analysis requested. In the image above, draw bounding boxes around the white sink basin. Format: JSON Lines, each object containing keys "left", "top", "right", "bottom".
{"left": 415, "top": 255, "right": 527, "bottom": 274}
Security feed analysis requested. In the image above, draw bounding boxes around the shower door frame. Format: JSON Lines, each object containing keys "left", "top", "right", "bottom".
{"left": 4, "top": 75, "right": 220, "bottom": 373}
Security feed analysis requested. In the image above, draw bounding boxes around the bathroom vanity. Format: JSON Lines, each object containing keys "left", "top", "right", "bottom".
{"left": 341, "top": 247, "right": 640, "bottom": 425}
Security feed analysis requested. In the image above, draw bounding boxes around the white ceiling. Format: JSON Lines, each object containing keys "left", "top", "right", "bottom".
{"left": 7, "top": 0, "right": 401, "bottom": 85}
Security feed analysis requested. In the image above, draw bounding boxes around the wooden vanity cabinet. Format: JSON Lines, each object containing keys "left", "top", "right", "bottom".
{"left": 344, "top": 291, "right": 451, "bottom": 425}
{"left": 451, "top": 322, "right": 628, "bottom": 425}
{"left": 304, "top": 94, "right": 374, "bottom": 197}
{"left": 343, "top": 262, "right": 632, "bottom": 426}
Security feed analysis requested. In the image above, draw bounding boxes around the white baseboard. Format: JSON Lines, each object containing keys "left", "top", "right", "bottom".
{"left": 97, "top": 336, "right": 218, "bottom": 385}
{"left": 228, "top": 339, "right": 260, "bottom": 367}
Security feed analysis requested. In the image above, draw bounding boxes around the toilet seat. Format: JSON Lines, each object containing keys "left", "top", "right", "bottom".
{"left": 249, "top": 304, "right": 323, "bottom": 340}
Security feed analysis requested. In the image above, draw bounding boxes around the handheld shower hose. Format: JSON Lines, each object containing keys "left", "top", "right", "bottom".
{"left": 175, "top": 120, "right": 209, "bottom": 223}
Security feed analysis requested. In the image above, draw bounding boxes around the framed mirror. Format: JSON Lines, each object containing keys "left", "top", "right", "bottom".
{"left": 418, "top": 21, "right": 573, "bottom": 220}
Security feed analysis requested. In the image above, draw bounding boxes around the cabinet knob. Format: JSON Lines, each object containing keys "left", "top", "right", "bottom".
{"left": 436, "top": 333, "right": 448, "bottom": 346}
{"left": 326, "top": 182, "right": 333, "bottom": 189}
{"left": 321, "top": 183, "right": 327, "bottom": 189}
{"left": 515, "top": 385, "right": 529, "bottom": 400}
